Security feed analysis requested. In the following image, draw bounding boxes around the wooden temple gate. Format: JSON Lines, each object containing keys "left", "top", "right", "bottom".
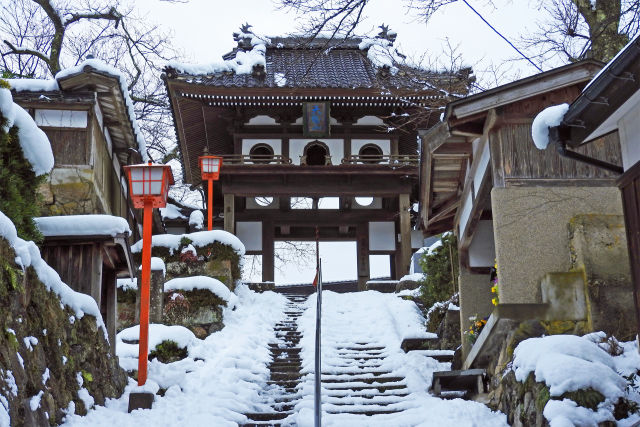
{"left": 164, "top": 32, "right": 471, "bottom": 286}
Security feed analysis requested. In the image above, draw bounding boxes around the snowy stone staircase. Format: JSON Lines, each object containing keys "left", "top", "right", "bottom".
{"left": 242, "top": 292, "right": 308, "bottom": 426}
{"left": 314, "top": 342, "right": 412, "bottom": 417}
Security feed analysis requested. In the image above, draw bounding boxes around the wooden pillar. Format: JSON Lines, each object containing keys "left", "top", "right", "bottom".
{"left": 356, "top": 223, "right": 370, "bottom": 291}
{"left": 262, "top": 221, "right": 275, "bottom": 283}
{"left": 90, "top": 244, "right": 103, "bottom": 307}
{"left": 399, "top": 193, "right": 412, "bottom": 278}
{"left": 389, "top": 253, "right": 397, "bottom": 279}
{"left": 224, "top": 194, "right": 235, "bottom": 233}
{"left": 103, "top": 270, "right": 117, "bottom": 356}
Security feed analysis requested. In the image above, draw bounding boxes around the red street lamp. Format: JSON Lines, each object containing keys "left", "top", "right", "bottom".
{"left": 199, "top": 154, "right": 223, "bottom": 230}
{"left": 123, "top": 162, "right": 174, "bottom": 390}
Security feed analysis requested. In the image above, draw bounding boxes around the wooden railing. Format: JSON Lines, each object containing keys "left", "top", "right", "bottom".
{"left": 221, "top": 154, "right": 292, "bottom": 164}
{"left": 341, "top": 154, "right": 419, "bottom": 166}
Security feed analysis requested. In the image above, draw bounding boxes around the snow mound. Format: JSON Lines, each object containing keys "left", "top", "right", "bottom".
{"left": 116, "top": 324, "right": 197, "bottom": 358}
{"left": 150, "top": 257, "right": 166, "bottom": 275}
{"left": 164, "top": 276, "right": 236, "bottom": 306}
{"left": 531, "top": 103, "right": 569, "bottom": 150}
{"left": 0, "top": 87, "right": 54, "bottom": 176}
{"left": 189, "top": 210, "right": 204, "bottom": 230}
{"left": 35, "top": 215, "right": 131, "bottom": 237}
{"left": 513, "top": 334, "right": 630, "bottom": 425}
{"left": 159, "top": 203, "right": 186, "bottom": 220}
{"left": 131, "top": 230, "right": 246, "bottom": 256}
{"left": 116, "top": 277, "right": 137, "bottom": 291}
{"left": 0, "top": 210, "right": 106, "bottom": 336}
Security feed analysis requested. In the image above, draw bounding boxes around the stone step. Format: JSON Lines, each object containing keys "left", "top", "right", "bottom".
{"left": 244, "top": 412, "right": 291, "bottom": 422}
{"left": 322, "top": 376, "right": 405, "bottom": 384}
{"left": 325, "top": 389, "right": 409, "bottom": 398}
{"left": 269, "top": 345, "right": 301, "bottom": 352}
{"left": 267, "top": 380, "right": 301, "bottom": 388}
{"left": 400, "top": 337, "right": 439, "bottom": 352}
{"left": 333, "top": 355, "right": 385, "bottom": 361}
{"left": 324, "top": 408, "right": 402, "bottom": 415}
{"left": 270, "top": 372, "right": 302, "bottom": 381}
{"left": 336, "top": 346, "right": 385, "bottom": 351}
{"left": 321, "top": 370, "right": 393, "bottom": 376}
{"left": 431, "top": 369, "right": 486, "bottom": 396}
{"left": 268, "top": 364, "right": 301, "bottom": 372}
{"left": 322, "top": 382, "right": 407, "bottom": 392}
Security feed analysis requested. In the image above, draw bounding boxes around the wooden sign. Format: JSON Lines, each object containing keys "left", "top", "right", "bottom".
{"left": 303, "top": 102, "right": 331, "bottom": 138}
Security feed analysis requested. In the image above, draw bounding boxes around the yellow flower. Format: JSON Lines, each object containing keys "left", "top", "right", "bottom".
{"left": 491, "top": 297, "right": 499, "bottom": 306}
{"left": 491, "top": 285, "right": 498, "bottom": 293}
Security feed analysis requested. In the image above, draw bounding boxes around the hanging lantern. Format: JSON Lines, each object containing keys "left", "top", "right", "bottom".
{"left": 124, "top": 162, "right": 175, "bottom": 208}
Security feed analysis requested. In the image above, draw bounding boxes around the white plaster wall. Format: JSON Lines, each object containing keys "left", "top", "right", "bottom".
{"left": 35, "top": 109, "right": 87, "bottom": 128}
{"left": 246, "top": 115, "right": 278, "bottom": 125}
{"left": 289, "top": 139, "right": 344, "bottom": 165}
{"left": 369, "top": 221, "right": 396, "bottom": 251}
{"left": 242, "top": 139, "right": 282, "bottom": 156}
{"left": 411, "top": 230, "right": 424, "bottom": 249}
{"left": 236, "top": 221, "right": 262, "bottom": 251}
{"left": 618, "top": 101, "right": 640, "bottom": 171}
{"left": 354, "top": 115, "right": 385, "bottom": 126}
{"left": 468, "top": 220, "right": 496, "bottom": 268}
{"left": 351, "top": 139, "right": 391, "bottom": 157}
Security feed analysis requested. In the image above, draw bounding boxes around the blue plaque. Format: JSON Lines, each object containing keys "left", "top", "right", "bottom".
{"left": 303, "top": 102, "right": 330, "bottom": 137}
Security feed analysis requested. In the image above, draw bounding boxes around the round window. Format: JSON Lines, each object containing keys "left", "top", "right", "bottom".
{"left": 255, "top": 196, "right": 274, "bottom": 207}
{"left": 355, "top": 197, "right": 374, "bottom": 207}
{"left": 304, "top": 141, "right": 330, "bottom": 166}
{"left": 358, "top": 144, "right": 383, "bottom": 164}
{"left": 249, "top": 144, "right": 274, "bottom": 164}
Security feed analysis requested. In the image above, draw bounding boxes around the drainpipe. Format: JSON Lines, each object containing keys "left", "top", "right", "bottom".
{"left": 548, "top": 126, "right": 623, "bottom": 175}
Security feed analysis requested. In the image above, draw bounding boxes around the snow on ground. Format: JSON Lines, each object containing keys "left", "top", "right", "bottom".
{"left": 131, "top": 230, "right": 245, "bottom": 256}
{"left": 0, "top": 86, "right": 54, "bottom": 176}
{"left": 61, "top": 285, "right": 287, "bottom": 426}
{"left": 0, "top": 210, "right": 106, "bottom": 335}
{"left": 35, "top": 215, "right": 131, "bottom": 237}
{"left": 513, "top": 332, "right": 640, "bottom": 426}
{"left": 294, "top": 291, "right": 508, "bottom": 426}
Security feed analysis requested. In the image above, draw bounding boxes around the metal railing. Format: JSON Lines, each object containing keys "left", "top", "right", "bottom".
{"left": 314, "top": 259, "right": 323, "bottom": 427}
{"left": 341, "top": 154, "right": 420, "bottom": 166}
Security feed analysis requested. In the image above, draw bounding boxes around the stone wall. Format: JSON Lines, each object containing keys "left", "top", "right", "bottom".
{"left": 491, "top": 186, "right": 623, "bottom": 305}
{"left": 0, "top": 239, "right": 126, "bottom": 426}
{"left": 458, "top": 270, "right": 494, "bottom": 357}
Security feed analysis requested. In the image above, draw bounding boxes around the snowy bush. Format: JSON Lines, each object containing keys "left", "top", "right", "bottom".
{"left": 418, "top": 233, "right": 459, "bottom": 309}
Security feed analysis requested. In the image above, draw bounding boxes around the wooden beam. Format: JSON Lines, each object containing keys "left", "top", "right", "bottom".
{"left": 222, "top": 179, "right": 413, "bottom": 197}
{"left": 399, "top": 194, "right": 412, "bottom": 278}
{"left": 356, "top": 223, "right": 370, "bottom": 291}
{"left": 236, "top": 209, "right": 397, "bottom": 224}
{"left": 262, "top": 221, "right": 274, "bottom": 282}
{"left": 224, "top": 194, "right": 235, "bottom": 233}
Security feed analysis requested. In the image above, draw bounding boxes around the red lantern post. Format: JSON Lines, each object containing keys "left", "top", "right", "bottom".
{"left": 123, "top": 162, "right": 174, "bottom": 390}
{"left": 199, "top": 155, "right": 223, "bottom": 230}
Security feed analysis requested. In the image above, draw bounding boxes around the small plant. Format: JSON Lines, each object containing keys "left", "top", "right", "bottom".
{"left": 465, "top": 315, "right": 488, "bottom": 344}
{"left": 148, "top": 340, "right": 188, "bottom": 363}
{"left": 164, "top": 292, "right": 190, "bottom": 325}
{"left": 490, "top": 261, "right": 499, "bottom": 306}
{"left": 418, "top": 233, "right": 459, "bottom": 309}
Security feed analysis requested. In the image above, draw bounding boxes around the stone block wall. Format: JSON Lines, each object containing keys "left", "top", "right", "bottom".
{"left": 458, "top": 270, "right": 494, "bottom": 357}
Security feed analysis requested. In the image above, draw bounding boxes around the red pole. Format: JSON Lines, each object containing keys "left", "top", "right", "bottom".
{"left": 207, "top": 178, "right": 213, "bottom": 231}
{"left": 138, "top": 199, "right": 153, "bottom": 386}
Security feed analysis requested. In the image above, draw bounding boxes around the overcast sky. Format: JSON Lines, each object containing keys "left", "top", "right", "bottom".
{"left": 132, "top": 0, "right": 555, "bottom": 284}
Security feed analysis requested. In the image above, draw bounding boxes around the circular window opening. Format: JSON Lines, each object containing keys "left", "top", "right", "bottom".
{"left": 255, "top": 196, "right": 274, "bottom": 207}
{"left": 305, "top": 142, "right": 329, "bottom": 166}
{"left": 249, "top": 144, "right": 274, "bottom": 164}
{"left": 359, "top": 144, "right": 383, "bottom": 164}
{"left": 355, "top": 197, "right": 374, "bottom": 207}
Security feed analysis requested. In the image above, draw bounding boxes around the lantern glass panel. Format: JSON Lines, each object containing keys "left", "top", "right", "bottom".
{"left": 148, "top": 168, "right": 164, "bottom": 195}
{"left": 130, "top": 167, "right": 145, "bottom": 196}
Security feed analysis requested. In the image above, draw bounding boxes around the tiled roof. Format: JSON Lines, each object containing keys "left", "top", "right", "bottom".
{"left": 166, "top": 37, "right": 468, "bottom": 93}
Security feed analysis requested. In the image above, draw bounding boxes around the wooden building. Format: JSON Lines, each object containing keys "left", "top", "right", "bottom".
{"left": 548, "top": 34, "right": 640, "bottom": 340}
{"left": 164, "top": 28, "right": 472, "bottom": 287}
{"left": 420, "top": 59, "right": 632, "bottom": 363}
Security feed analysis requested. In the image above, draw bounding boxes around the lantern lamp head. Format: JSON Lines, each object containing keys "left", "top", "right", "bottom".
{"left": 123, "top": 163, "right": 175, "bottom": 209}
{"left": 199, "top": 155, "right": 223, "bottom": 181}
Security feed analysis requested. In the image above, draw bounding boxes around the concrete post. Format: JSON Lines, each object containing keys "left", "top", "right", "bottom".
{"left": 135, "top": 265, "right": 165, "bottom": 324}
{"left": 399, "top": 194, "right": 412, "bottom": 277}
{"left": 458, "top": 269, "right": 493, "bottom": 360}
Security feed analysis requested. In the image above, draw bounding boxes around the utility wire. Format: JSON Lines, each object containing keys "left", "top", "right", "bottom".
{"left": 461, "top": 0, "right": 544, "bottom": 73}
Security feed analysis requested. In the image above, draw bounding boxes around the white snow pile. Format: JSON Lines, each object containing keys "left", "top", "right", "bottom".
{"left": 35, "top": 215, "right": 131, "bottom": 237}
{"left": 0, "top": 210, "right": 106, "bottom": 335}
{"left": 188, "top": 210, "right": 204, "bottom": 230}
{"left": 293, "top": 291, "right": 508, "bottom": 426}
{"left": 7, "top": 58, "right": 148, "bottom": 161}
{"left": 164, "top": 276, "right": 237, "bottom": 306}
{"left": 131, "top": 230, "right": 245, "bottom": 256}
{"left": 166, "top": 28, "right": 270, "bottom": 76}
{"left": 400, "top": 273, "right": 423, "bottom": 282}
{"left": 358, "top": 37, "right": 400, "bottom": 75}
{"left": 159, "top": 203, "right": 186, "bottom": 220}
{"left": 116, "top": 277, "right": 137, "bottom": 291}
{"left": 0, "top": 86, "right": 54, "bottom": 176}
{"left": 513, "top": 332, "right": 640, "bottom": 426}
{"left": 150, "top": 257, "right": 166, "bottom": 275}
{"left": 61, "top": 285, "right": 287, "bottom": 426}
{"left": 427, "top": 239, "right": 443, "bottom": 255}
{"left": 531, "top": 103, "right": 569, "bottom": 150}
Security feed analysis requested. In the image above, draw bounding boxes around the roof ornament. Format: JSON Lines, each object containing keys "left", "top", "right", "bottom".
{"left": 376, "top": 24, "right": 397, "bottom": 45}
{"left": 233, "top": 23, "right": 254, "bottom": 50}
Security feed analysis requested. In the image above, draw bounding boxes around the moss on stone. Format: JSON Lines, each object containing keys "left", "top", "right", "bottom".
{"left": 559, "top": 388, "right": 604, "bottom": 411}
{"left": 535, "top": 386, "right": 550, "bottom": 412}
{"left": 148, "top": 340, "right": 188, "bottom": 363}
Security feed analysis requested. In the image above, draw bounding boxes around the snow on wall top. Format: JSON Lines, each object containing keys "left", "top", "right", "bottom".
{"left": 34, "top": 215, "right": 131, "bottom": 237}
{"left": 116, "top": 324, "right": 197, "bottom": 357}
{"left": 159, "top": 203, "right": 186, "bottom": 220}
{"left": 0, "top": 87, "right": 54, "bottom": 176}
{"left": 6, "top": 58, "right": 148, "bottom": 161}
{"left": 531, "top": 103, "right": 569, "bottom": 149}
{"left": 131, "top": 230, "right": 246, "bottom": 256}
{"left": 0, "top": 210, "right": 107, "bottom": 336}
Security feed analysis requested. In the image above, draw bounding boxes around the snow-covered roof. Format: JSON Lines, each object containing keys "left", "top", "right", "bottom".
{"left": 0, "top": 87, "right": 54, "bottom": 176}
{"left": 34, "top": 215, "right": 131, "bottom": 238}
{"left": 7, "top": 58, "right": 148, "bottom": 162}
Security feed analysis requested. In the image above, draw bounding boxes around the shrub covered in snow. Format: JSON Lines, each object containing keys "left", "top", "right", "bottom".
{"left": 418, "top": 233, "right": 459, "bottom": 310}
